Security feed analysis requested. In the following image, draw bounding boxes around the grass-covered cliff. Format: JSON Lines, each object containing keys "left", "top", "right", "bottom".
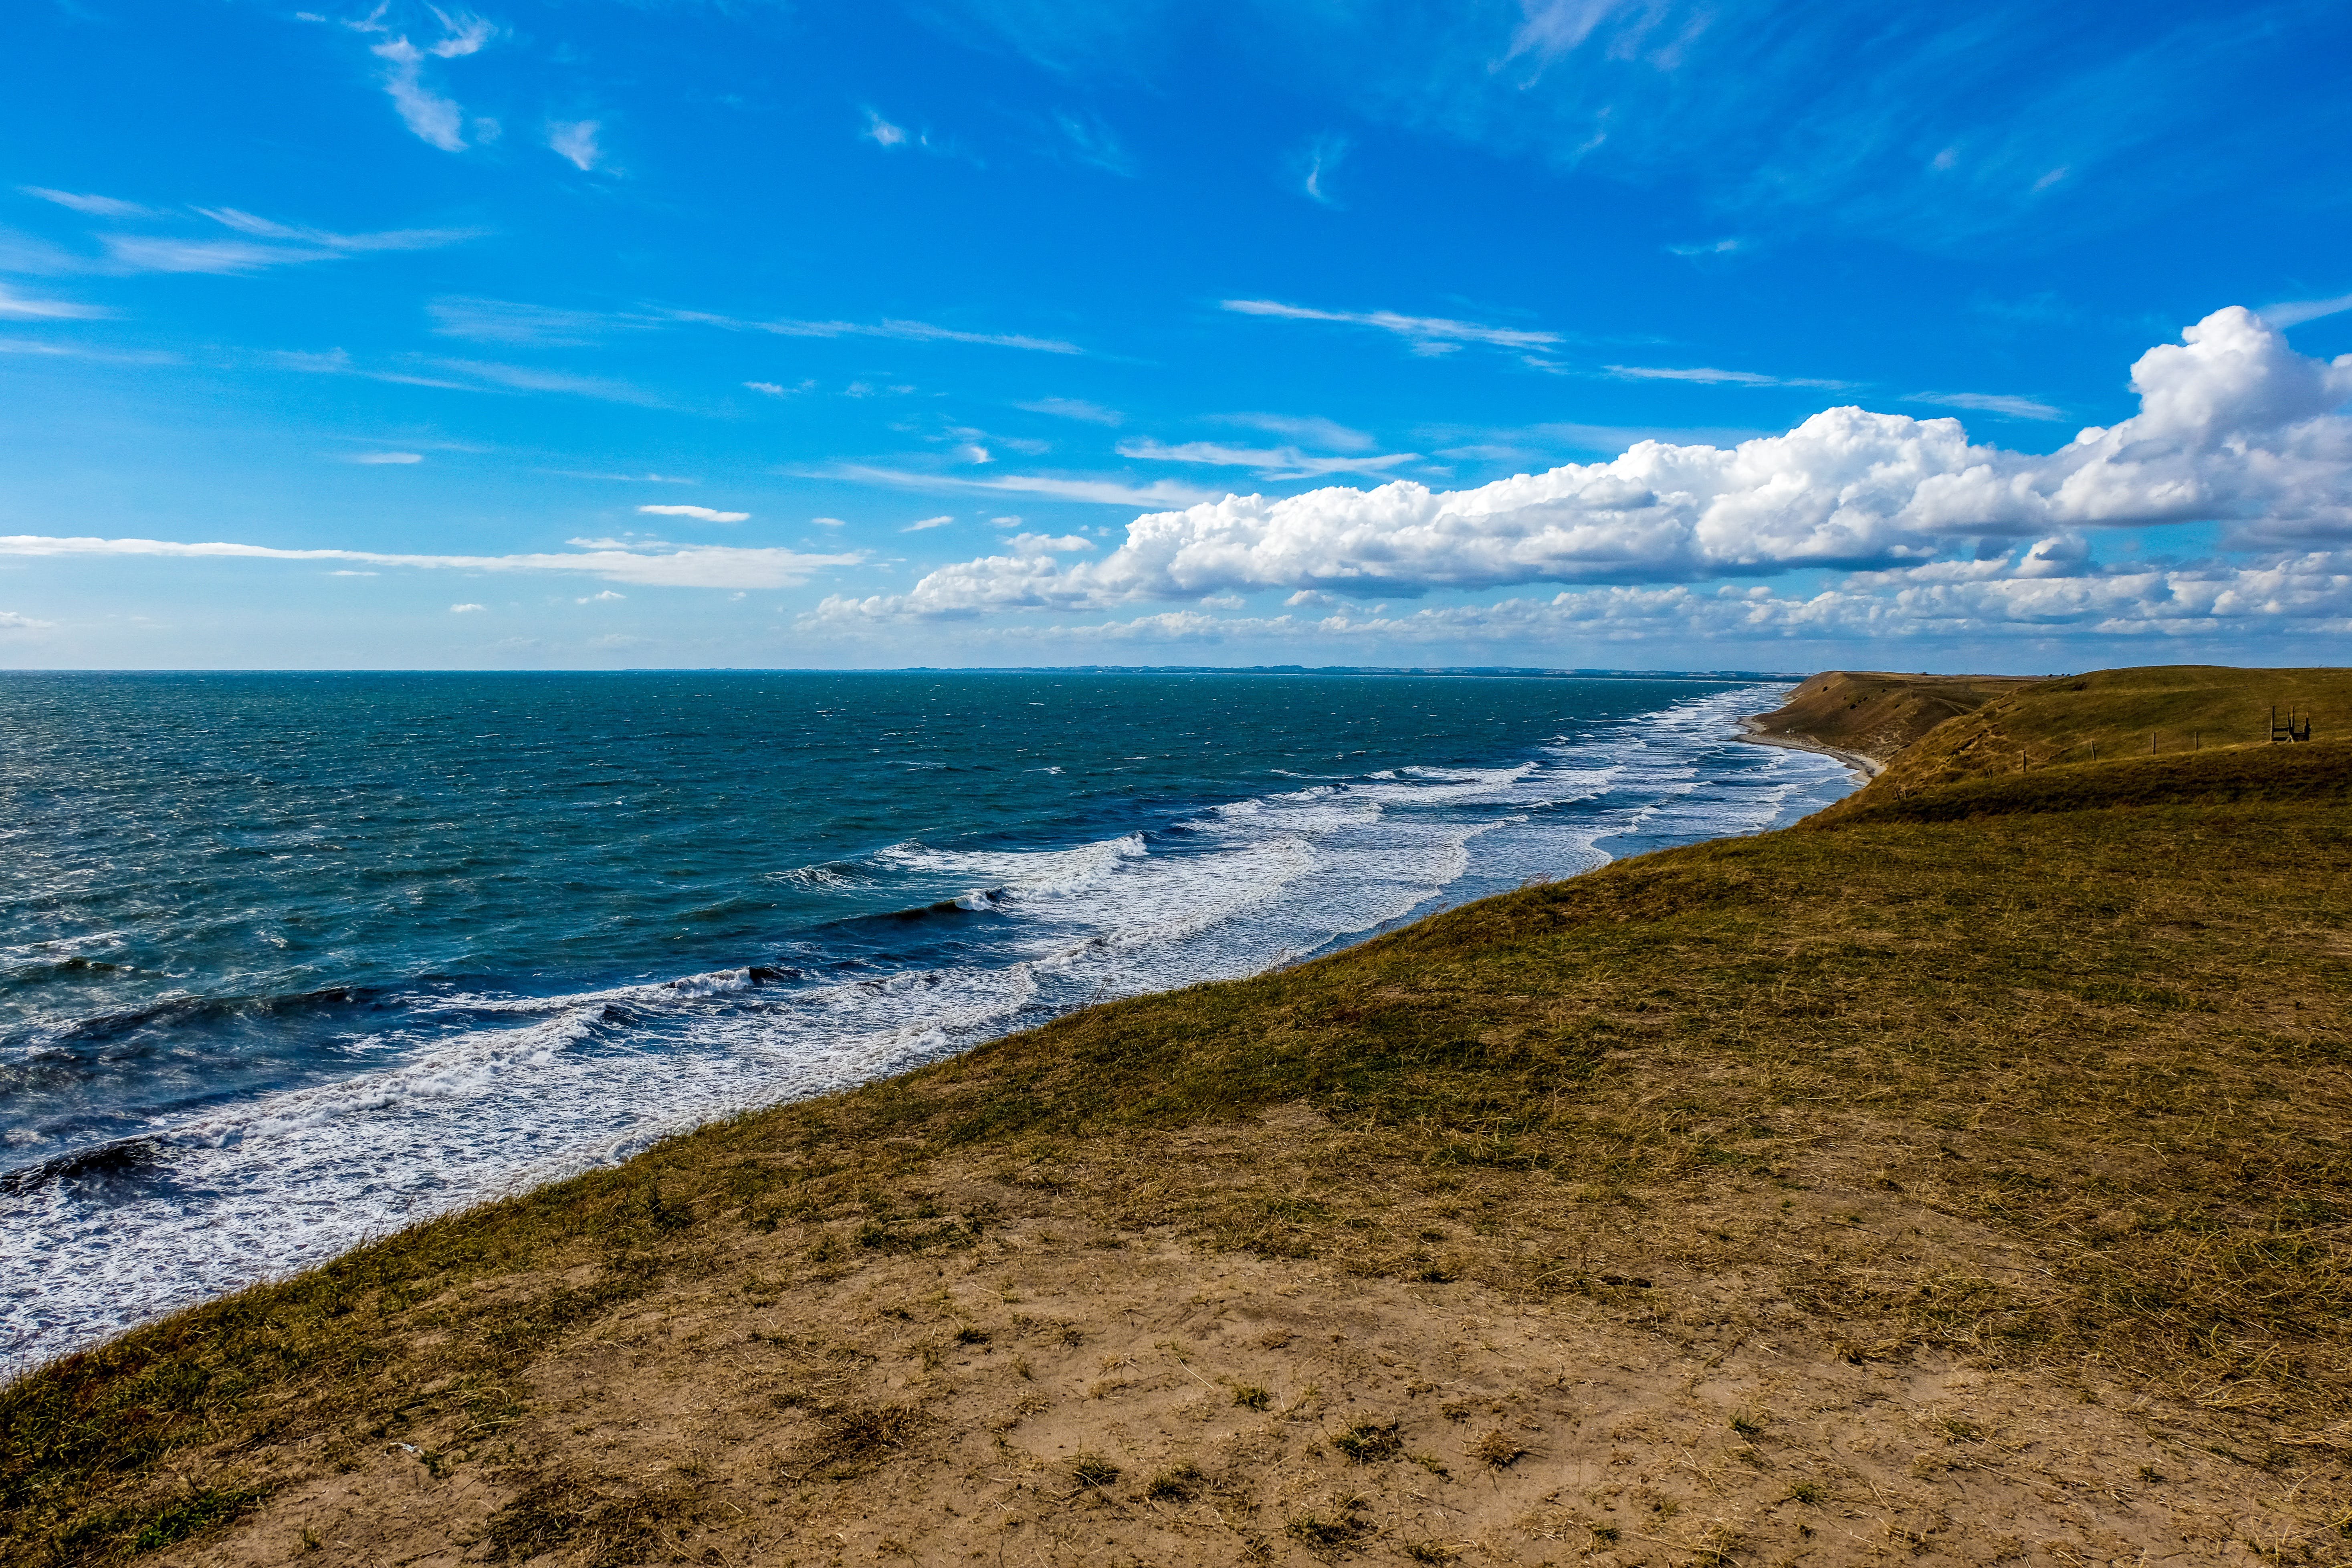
{"left": 5, "top": 666, "right": 2350, "bottom": 1566}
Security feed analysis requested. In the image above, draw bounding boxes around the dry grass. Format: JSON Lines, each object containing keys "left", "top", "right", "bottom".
{"left": 5, "top": 666, "right": 2352, "bottom": 1564}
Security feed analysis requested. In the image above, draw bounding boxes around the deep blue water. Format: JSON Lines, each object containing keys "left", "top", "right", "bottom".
{"left": 0, "top": 671, "right": 1852, "bottom": 1367}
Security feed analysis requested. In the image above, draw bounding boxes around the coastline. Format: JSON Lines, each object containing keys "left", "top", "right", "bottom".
{"left": 1733, "top": 713, "right": 1886, "bottom": 780}
{"left": 13, "top": 668, "right": 2352, "bottom": 1566}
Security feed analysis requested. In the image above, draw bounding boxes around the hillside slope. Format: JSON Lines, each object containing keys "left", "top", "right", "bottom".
{"left": 1743, "top": 670, "right": 2034, "bottom": 768}
{"left": 6, "top": 676, "right": 2352, "bottom": 1567}
{"left": 1853, "top": 663, "right": 2352, "bottom": 802}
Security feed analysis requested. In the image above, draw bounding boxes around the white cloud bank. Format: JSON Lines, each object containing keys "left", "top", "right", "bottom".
{"left": 0, "top": 537, "right": 861, "bottom": 591}
{"left": 813, "top": 308, "right": 2352, "bottom": 625}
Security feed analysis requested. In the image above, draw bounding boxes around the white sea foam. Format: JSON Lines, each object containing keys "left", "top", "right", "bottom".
{"left": 0, "top": 683, "right": 1850, "bottom": 1371}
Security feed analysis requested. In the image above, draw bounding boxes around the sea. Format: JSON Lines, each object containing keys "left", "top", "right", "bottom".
{"left": 0, "top": 671, "right": 1854, "bottom": 1370}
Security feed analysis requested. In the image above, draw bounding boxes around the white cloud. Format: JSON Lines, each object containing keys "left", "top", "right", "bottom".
{"left": 197, "top": 209, "right": 482, "bottom": 253}
{"left": 348, "top": 451, "right": 422, "bottom": 464}
{"left": 812, "top": 307, "right": 2352, "bottom": 618}
{"left": 1116, "top": 438, "right": 1421, "bottom": 480}
{"left": 450, "top": 602, "right": 487, "bottom": 613}
{"left": 366, "top": 12, "right": 492, "bottom": 152}
{"left": 373, "top": 38, "right": 466, "bottom": 151}
{"left": 810, "top": 516, "right": 847, "bottom": 527}
{"left": 668, "top": 307, "right": 1079, "bottom": 355}
{"left": 19, "top": 188, "right": 150, "bottom": 218}
{"left": 1215, "top": 412, "right": 1375, "bottom": 452}
{"left": 579, "top": 589, "right": 625, "bottom": 602}
{"left": 1904, "top": 391, "right": 2065, "bottom": 421}
{"left": 864, "top": 109, "right": 910, "bottom": 148}
{"left": 548, "top": 120, "right": 602, "bottom": 172}
{"left": 1223, "top": 298, "right": 1559, "bottom": 357}
{"left": 99, "top": 236, "right": 337, "bottom": 274}
{"left": 428, "top": 298, "right": 617, "bottom": 345}
{"left": 1005, "top": 532, "right": 1093, "bottom": 553}
{"left": 806, "top": 464, "right": 1222, "bottom": 509}
{"left": 0, "top": 535, "right": 865, "bottom": 590}
{"left": 0, "top": 283, "right": 108, "bottom": 320}
{"left": 96, "top": 215, "right": 477, "bottom": 277}
{"left": 0, "top": 609, "right": 53, "bottom": 630}
{"left": 1667, "top": 238, "right": 1744, "bottom": 256}
{"left": 429, "top": 358, "right": 659, "bottom": 404}
{"left": 1054, "top": 111, "right": 1135, "bottom": 176}
{"left": 745, "top": 379, "right": 815, "bottom": 396}
{"left": 1019, "top": 397, "right": 1122, "bottom": 425}
{"left": 1300, "top": 133, "right": 1349, "bottom": 206}
{"left": 902, "top": 515, "right": 957, "bottom": 531}
{"left": 2263, "top": 291, "right": 2352, "bottom": 329}
{"left": 806, "top": 548, "right": 2352, "bottom": 649}
{"left": 1605, "top": 363, "right": 1851, "bottom": 389}
{"left": 638, "top": 504, "right": 749, "bottom": 523}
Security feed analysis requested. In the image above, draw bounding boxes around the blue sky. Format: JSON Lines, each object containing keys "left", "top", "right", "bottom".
{"left": 3, "top": 0, "right": 2350, "bottom": 671}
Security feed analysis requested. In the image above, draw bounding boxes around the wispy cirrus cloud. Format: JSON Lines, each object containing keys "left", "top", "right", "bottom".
{"left": 0, "top": 282, "right": 109, "bottom": 320}
{"left": 1018, "top": 397, "right": 1122, "bottom": 424}
{"left": 802, "top": 463, "right": 1220, "bottom": 509}
{"left": 95, "top": 210, "right": 480, "bottom": 276}
{"left": 1904, "top": 390, "right": 2065, "bottom": 421}
{"left": 638, "top": 504, "right": 748, "bottom": 523}
{"left": 664, "top": 306, "right": 1080, "bottom": 355}
{"left": 333, "top": 7, "right": 497, "bottom": 152}
{"left": 196, "top": 208, "right": 483, "bottom": 252}
{"left": 1221, "top": 298, "right": 1559, "bottom": 357}
{"left": 428, "top": 297, "right": 635, "bottom": 346}
{"left": 0, "top": 533, "right": 862, "bottom": 590}
{"left": 547, "top": 120, "right": 603, "bottom": 172}
{"left": 1115, "top": 438, "right": 1421, "bottom": 481}
{"left": 19, "top": 188, "right": 153, "bottom": 218}
{"left": 1603, "top": 362, "right": 1853, "bottom": 389}
{"left": 1052, "top": 111, "right": 1135, "bottom": 176}
{"left": 1298, "top": 133, "right": 1349, "bottom": 206}
{"left": 2262, "top": 290, "right": 2352, "bottom": 329}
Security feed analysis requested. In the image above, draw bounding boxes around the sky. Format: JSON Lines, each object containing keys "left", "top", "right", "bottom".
{"left": 2, "top": 0, "right": 2350, "bottom": 672}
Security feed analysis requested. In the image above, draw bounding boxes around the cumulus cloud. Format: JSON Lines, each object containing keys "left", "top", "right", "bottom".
{"left": 0, "top": 609, "right": 53, "bottom": 631}
{"left": 638, "top": 504, "right": 749, "bottom": 523}
{"left": 0, "top": 535, "right": 863, "bottom": 591}
{"left": 1221, "top": 299, "right": 1560, "bottom": 357}
{"left": 450, "top": 602, "right": 486, "bottom": 613}
{"left": 806, "top": 549, "right": 2352, "bottom": 648}
{"left": 814, "top": 307, "right": 2352, "bottom": 620}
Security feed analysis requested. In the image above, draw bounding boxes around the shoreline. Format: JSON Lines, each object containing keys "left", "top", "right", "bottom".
{"left": 1732, "top": 713, "right": 1886, "bottom": 780}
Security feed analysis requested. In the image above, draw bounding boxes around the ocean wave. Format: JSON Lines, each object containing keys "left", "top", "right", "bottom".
{"left": 0, "top": 679, "right": 1856, "bottom": 1370}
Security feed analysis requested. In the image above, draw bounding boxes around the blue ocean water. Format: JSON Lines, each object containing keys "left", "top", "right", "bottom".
{"left": 0, "top": 671, "right": 1852, "bottom": 1367}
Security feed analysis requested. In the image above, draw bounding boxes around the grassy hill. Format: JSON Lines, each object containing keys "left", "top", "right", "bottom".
{"left": 1742, "top": 669, "right": 2034, "bottom": 765}
{"left": 1857, "top": 664, "right": 2352, "bottom": 800}
{"left": 5, "top": 666, "right": 2350, "bottom": 1566}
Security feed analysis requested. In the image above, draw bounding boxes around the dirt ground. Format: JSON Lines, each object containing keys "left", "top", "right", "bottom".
{"left": 158, "top": 1109, "right": 2330, "bottom": 1568}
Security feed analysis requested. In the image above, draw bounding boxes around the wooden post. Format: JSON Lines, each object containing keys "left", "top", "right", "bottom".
{"left": 2150, "top": 731, "right": 2156, "bottom": 755}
